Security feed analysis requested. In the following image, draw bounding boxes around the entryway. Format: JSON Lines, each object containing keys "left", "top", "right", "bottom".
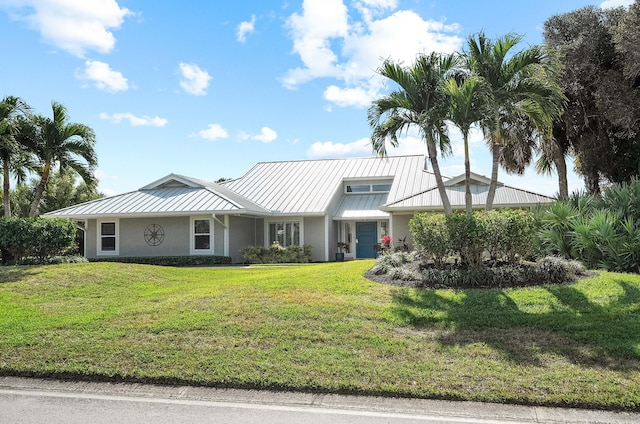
{"left": 356, "top": 222, "right": 377, "bottom": 258}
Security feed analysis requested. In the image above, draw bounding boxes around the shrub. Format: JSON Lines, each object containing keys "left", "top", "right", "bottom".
{"left": 89, "top": 255, "right": 231, "bottom": 266}
{"left": 0, "top": 217, "right": 76, "bottom": 264}
{"left": 409, "top": 213, "right": 449, "bottom": 267}
{"left": 533, "top": 178, "right": 640, "bottom": 273}
{"left": 240, "top": 244, "right": 312, "bottom": 264}
{"left": 481, "top": 210, "right": 534, "bottom": 263}
{"left": 416, "top": 258, "right": 584, "bottom": 288}
{"left": 446, "top": 212, "right": 487, "bottom": 268}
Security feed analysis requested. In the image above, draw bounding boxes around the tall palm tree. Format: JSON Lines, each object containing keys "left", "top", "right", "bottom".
{"left": 0, "top": 96, "right": 31, "bottom": 218}
{"left": 442, "top": 75, "right": 490, "bottom": 214}
{"left": 465, "top": 32, "right": 565, "bottom": 210}
{"left": 368, "top": 53, "right": 458, "bottom": 215}
{"left": 20, "top": 101, "right": 97, "bottom": 217}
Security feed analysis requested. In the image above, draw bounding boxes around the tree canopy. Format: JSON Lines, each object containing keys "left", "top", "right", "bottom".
{"left": 544, "top": 4, "right": 640, "bottom": 194}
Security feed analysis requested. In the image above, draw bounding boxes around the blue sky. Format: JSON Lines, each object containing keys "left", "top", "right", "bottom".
{"left": 0, "top": 0, "right": 633, "bottom": 197}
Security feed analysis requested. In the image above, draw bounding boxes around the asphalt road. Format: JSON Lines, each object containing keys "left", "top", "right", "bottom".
{"left": 1, "top": 377, "right": 638, "bottom": 424}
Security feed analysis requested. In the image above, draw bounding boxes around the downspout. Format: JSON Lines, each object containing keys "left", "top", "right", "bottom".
{"left": 325, "top": 215, "right": 330, "bottom": 262}
{"left": 224, "top": 215, "right": 229, "bottom": 257}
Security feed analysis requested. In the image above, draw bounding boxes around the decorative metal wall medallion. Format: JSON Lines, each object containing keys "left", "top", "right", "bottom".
{"left": 144, "top": 224, "right": 165, "bottom": 246}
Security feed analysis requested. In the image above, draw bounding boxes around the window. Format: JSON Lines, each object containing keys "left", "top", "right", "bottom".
{"left": 98, "top": 219, "right": 118, "bottom": 255}
{"left": 345, "top": 183, "right": 392, "bottom": 193}
{"left": 191, "top": 218, "right": 213, "bottom": 254}
{"left": 269, "top": 221, "right": 300, "bottom": 247}
{"left": 372, "top": 184, "right": 392, "bottom": 192}
{"left": 346, "top": 184, "right": 370, "bottom": 193}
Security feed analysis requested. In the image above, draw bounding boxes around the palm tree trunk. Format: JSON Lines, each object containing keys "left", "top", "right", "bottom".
{"left": 3, "top": 166, "right": 10, "bottom": 218}
{"left": 554, "top": 150, "right": 568, "bottom": 198}
{"left": 463, "top": 132, "right": 472, "bottom": 215}
{"left": 29, "top": 161, "right": 51, "bottom": 217}
{"left": 485, "top": 141, "right": 500, "bottom": 211}
{"left": 427, "top": 140, "right": 453, "bottom": 215}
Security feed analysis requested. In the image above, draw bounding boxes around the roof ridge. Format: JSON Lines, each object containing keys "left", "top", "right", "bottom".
{"left": 250, "top": 154, "right": 424, "bottom": 166}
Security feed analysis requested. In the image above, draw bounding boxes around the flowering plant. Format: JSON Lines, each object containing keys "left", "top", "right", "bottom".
{"left": 337, "top": 241, "right": 350, "bottom": 253}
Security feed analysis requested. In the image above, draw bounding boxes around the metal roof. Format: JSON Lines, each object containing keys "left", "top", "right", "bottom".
{"left": 223, "top": 155, "right": 435, "bottom": 214}
{"left": 383, "top": 182, "right": 555, "bottom": 211}
{"left": 333, "top": 194, "right": 390, "bottom": 220}
{"left": 44, "top": 157, "right": 555, "bottom": 219}
{"left": 44, "top": 174, "right": 269, "bottom": 218}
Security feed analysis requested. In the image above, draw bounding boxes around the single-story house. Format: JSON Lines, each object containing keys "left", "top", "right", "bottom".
{"left": 44, "top": 155, "right": 555, "bottom": 262}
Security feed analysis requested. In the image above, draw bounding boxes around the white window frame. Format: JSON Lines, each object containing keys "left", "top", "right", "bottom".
{"left": 190, "top": 216, "right": 214, "bottom": 255}
{"left": 97, "top": 218, "right": 119, "bottom": 256}
{"left": 266, "top": 219, "right": 303, "bottom": 247}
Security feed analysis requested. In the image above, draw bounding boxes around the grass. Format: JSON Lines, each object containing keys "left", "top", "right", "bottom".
{"left": 0, "top": 261, "right": 639, "bottom": 410}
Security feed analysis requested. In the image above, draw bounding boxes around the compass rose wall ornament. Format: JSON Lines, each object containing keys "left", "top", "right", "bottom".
{"left": 144, "top": 224, "right": 165, "bottom": 246}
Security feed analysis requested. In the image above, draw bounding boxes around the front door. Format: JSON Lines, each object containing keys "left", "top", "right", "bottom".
{"left": 356, "top": 222, "right": 377, "bottom": 258}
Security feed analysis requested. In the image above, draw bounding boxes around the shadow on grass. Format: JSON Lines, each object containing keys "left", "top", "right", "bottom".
{"left": 0, "top": 266, "right": 42, "bottom": 284}
{"left": 391, "top": 277, "right": 640, "bottom": 370}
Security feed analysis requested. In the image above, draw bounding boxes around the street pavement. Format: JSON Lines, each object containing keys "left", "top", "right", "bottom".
{"left": 1, "top": 376, "right": 638, "bottom": 423}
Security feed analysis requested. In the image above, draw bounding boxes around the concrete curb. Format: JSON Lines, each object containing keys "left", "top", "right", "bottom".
{"left": 1, "top": 376, "right": 639, "bottom": 423}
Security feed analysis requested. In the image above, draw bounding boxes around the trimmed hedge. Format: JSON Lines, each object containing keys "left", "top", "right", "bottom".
{"left": 89, "top": 255, "right": 232, "bottom": 267}
{"left": 0, "top": 217, "right": 76, "bottom": 264}
{"left": 410, "top": 210, "right": 534, "bottom": 267}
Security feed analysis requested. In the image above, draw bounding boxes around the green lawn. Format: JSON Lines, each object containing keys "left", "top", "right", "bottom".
{"left": 0, "top": 261, "right": 639, "bottom": 410}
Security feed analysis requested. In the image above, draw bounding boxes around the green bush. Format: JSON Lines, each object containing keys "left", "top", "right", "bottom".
{"left": 481, "top": 209, "right": 534, "bottom": 263}
{"left": 416, "top": 257, "right": 584, "bottom": 288}
{"left": 0, "top": 217, "right": 76, "bottom": 264}
{"left": 533, "top": 178, "right": 640, "bottom": 273}
{"left": 240, "top": 244, "right": 312, "bottom": 264}
{"left": 410, "top": 210, "right": 534, "bottom": 269}
{"left": 445, "top": 212, "right": 487, "bottom": 268}
{"left": 89, "top": 255, "right": 231, "bottom": 266}
{"left": 409, "top": 213, "right": 449, "bottom": 267}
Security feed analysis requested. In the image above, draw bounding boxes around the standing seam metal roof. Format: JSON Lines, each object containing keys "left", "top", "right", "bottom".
{"left": 223, "top": 155, "right": 434, "bottom": 214}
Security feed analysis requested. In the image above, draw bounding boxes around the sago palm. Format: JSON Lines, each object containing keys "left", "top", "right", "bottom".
{"left": 368, "top": 53, "right": 458, "bottom": 215}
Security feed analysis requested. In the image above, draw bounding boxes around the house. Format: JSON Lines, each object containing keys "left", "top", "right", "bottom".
{"left": 44, "top": 155, "right": 555, "bottom": 263}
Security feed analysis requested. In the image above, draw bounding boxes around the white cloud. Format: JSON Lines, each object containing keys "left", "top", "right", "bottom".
{"left": 99, "top": 112, "right": 167, "bottom": 127}
{"left": 178, "top": 62, "right": 211, "bottom": 96}
{"left": 284, "top": 0, "right": 462, "bottom": 108}
{"left": 0, "top": 0, "right": 132, "bottom": 57}
{"left": 323, "top": 85, "right": 377, "bottom": 108}
{"left": 77, "top": 60, "right": 128, "bottom": 92}
{"left": 237, "top": 14, "right": 256, "bottom": 43}
{"left": 194, "top": 124, "right": 228, "bottom": 141}
{"left": 600, "top": 0, "right": 633, "bottom": 8}
{"left": 307, "top": 138, "right": 372, "bottom": 159}
{"left": 251, "top": 127, "right": 277, "bottom": 143}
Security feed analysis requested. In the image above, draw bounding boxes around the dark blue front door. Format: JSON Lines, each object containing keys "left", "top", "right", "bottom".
{"left": 356, "top": 222, "right": 377, "bottom": 258}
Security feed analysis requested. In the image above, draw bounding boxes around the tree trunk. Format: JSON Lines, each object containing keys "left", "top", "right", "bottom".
{"left": 3, "top": 166, "right": 10, "bottom": 218}
{"left": 29, "top": 162, "right": 51, "bottom": 217}
{"left": 427, "top": 140, "right": 453, "bottom": 216}
{"left": 554, "top": 149, "right": 568, "bottom": 198}
{"left": 463, "top": 132, "right": 473, "bottom": 215}
{"left": 485, "top": 141, "right": 500, "bottom": 211}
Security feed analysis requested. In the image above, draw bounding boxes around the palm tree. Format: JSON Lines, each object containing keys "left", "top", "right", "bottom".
{"left": 465, "top": 32, "right": 565, "bottom": 210}
{"left": 368, "top": 53, "right": 458, "bottom": 215}
{"left": 0, "top": 96, "right": 31, "bottom": 217}
{"left": 20, "top": 101, "right": 97, "bottom": 217}
{"left": 442, "top": 75, "right": 490, "bottom": 214}
{"left": 536, "top": 123, "right": 572, "bottom": 198}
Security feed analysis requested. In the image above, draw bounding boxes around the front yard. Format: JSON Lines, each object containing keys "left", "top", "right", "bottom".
{"left": 0, "top": 261, "right": 639, "bottom": 410}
